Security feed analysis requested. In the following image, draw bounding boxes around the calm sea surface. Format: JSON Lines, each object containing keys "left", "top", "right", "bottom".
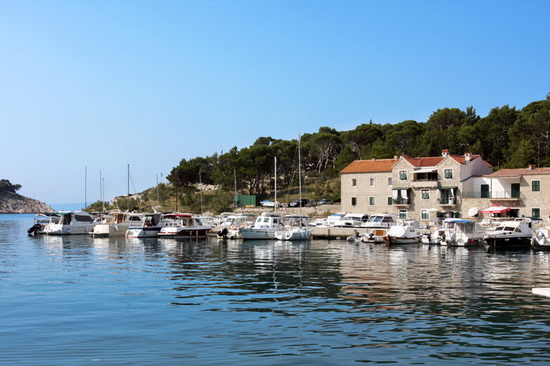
{"left": 2, "top": 214, "right": 550, "bottom": 365}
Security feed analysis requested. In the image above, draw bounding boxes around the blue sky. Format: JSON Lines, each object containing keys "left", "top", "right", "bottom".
{"left": 1, "top": 0, "right": 549, "bottom": 205}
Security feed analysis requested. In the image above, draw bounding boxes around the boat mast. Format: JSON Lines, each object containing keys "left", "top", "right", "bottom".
{"left": 84, "top": 166, "right": 87, "bottom": 210}
{"left": 127, "top": 164, "right": 130, "bottom": 212}
{"left": 274, "top": 156, "right": 277, "bottom": 213}
{"left": 298, "top": 135, "right": 303, "bottom": 225}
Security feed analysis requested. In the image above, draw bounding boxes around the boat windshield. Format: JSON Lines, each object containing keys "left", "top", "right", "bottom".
{"left": 368, "top": 216, "right": 383, "bottom": 223}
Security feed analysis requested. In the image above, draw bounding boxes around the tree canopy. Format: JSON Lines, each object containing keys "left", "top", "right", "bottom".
{"left": 0, "top": 179, "right": 22, "bottom": 194}
{"left": 165, "top": 94, "right": 550, "bottom": 198}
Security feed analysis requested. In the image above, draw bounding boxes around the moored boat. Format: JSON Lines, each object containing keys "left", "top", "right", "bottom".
{"left": 428, "top": 218, "right": 486, "bottom": 246}
{"left": 240, "top": 212, "right": 285, "bottom": 240}
{"left": 91, "top": 211, "right": 144, "bottom": 237}
{"left": 28, "top": 212, "right": 60, "bottom": 236}
{"left": 126, "top": 213, "right": 164, "bottom": 238}
{"left": 483, "top": 220, "right": 532, "bottom": 249}
{"left": 158, "top": 213, "right": 211, "bottom": 238}
{"left": 384, "top": 220, "right": 422, "bottom": 246}
{"left": 43, "top": 211, "right": 96, "bottom": 235}
{"left": 360, "top": 214, "right": 397, "bottom": 243}
{"left": 532, "top": 227, "right": 550, "bottom": 250}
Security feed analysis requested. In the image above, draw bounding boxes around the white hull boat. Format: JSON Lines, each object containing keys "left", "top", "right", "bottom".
{"left": 126, "top": 213, "right": 163, "bottom": 238}
{"left": 275, "top": 227, "right": 311, "bottom": 241}
{"left": 532, "top": 227, "right": 550, "bottom": 250}
{"left": 240, "top": 212, "right": 284, "bottom": 240}
{"left": 92, "top": 212, "right": 143, "bottom": 237}
{"left": 384, "top": 221, "right": 422, "bottom": 246}
{"left": 43, "top": 211, "right": 96, "bottom": 235}
{"left": 158, "top": 213, "right": 211, "bottom": 238}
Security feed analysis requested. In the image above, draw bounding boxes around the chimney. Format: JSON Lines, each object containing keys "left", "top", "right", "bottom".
{"left": 441, "top": 149, "right": 449, "bottom": 157}
{"left": 528, "top": 165, "right": 533, "bottom": 170}
{"left": 464, "top": 152, "right": 472, "bottom": 163}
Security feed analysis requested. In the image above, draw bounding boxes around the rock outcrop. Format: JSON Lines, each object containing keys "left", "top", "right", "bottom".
{"left": 0, "top": 191, "right": 54, "bottom": 213}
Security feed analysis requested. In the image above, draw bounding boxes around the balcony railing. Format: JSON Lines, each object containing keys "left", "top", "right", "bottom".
{"left": 392, "top": 198, "right": 410, "bottom": 205}
{"left": 462, "top": 191, "right": 524, "bottom": 200}
{"left": 437, "top": 198, "right": 456, "bottom": 205}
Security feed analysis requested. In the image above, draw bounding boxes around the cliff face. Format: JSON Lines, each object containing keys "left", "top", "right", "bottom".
{"left": 0, "top": 192, "right": 54, "bottom": 214}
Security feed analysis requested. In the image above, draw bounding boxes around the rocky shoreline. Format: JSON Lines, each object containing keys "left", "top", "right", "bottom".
{"left": 0, "top": 192, "right": 54, "bottom": 214}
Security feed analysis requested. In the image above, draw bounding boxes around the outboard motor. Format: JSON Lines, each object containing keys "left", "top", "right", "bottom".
{"left": 218, "top": 227, "right": 229, "bottom": 239}
{"left": 27, "top": 224, "right": 42, "bottom": 236}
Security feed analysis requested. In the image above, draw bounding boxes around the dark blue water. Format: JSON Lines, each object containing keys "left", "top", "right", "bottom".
{"left": 2, "top": 214, "right": 550, "bottom": 365}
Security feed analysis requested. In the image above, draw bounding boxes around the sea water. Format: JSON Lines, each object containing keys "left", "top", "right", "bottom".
{"left": 2, "top": 214, "right": 550, "bottom": 365}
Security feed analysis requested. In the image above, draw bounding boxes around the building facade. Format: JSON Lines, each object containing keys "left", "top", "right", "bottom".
{"left": 340, "top": 150, "right": 494, "bottom": 221}
{"left": 461, "top": 167, "right": 550, "bottom": 220}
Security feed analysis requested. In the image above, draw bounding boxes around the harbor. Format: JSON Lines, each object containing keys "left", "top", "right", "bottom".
{"left": 3, "top": 213, "right": 550, "bottom": 365}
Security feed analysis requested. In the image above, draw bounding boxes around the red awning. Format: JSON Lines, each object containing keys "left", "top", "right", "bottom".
{"left": 481, "top": 205, "right": 511, "bottom": 214}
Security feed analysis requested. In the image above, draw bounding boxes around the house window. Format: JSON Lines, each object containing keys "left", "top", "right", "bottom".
{"left": 352, "top": 179, "right": 357, "bottom": 187}
{"left": 399, "top": 210, "right": 407, "bottom": 219}
{"left": 533, "top": 181, "right": 541, "bottom": 192}
{"left": 421, "top": 210, "right": 429, "bottom": 220}
{"left": 370, "top": 178, "right": 375, "bottom": 187}
{"left": 369, "top": 197, "right": 375, "bottom": 205}
{"left": 421, "top": 189, "right": 429, "bottom": 199}
{"left": 387, "top": 197, "right": 393, "bottom": 205}
{"left": 532, "top": 208, "right": 541, "bottom": 219}
{"left": 351, "top": 197, "right": 357, "bottom": 206}
{"left": 399, "top": 171, "right": 407, "bottom": 180}
{"left": 444, "top": 169, "right": 453, "bottom": 179}
{"left": 388, "top": 177, "right": 393, "bottom": 186}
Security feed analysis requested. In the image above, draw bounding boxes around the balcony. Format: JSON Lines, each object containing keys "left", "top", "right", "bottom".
{"left": 392, "top": 198, "right": 410, "bottom": 206}
{"left": 411, "top": 180, "right": 439, "bottom": 188}
{"left": 437, "top": 198, "right": 457, "bottom": 206}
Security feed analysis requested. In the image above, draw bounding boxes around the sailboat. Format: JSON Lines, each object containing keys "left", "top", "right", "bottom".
{"left": 275, "top": 136, "right": 311, "bottom": 241}
{"left": 240, "top": 157, "right": 285, "bottom": 240}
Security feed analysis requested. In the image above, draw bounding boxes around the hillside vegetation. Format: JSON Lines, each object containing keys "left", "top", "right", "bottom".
{"left": 87, "top": 94, "right": 550, "bottom": 214}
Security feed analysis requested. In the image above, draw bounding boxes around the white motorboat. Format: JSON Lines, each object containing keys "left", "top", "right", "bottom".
{"left": 341, "top": 213, "right": 369, "bottom": 227}
{"left": 216, "top": 213, "right": 257, "bottom": 239}
{"left": 384, "top": 220, "right": 422, "bottom": 245}
{"left": 483, "top": 220, "right": 533, "bottom": 249}
{"left": 43, "top": 211, "right": 96, "bottom": 235}
{"left": 427, "top": 218, "right": 486, "bottom": 246}
{"left": 360, "top": 214, "right": 397, "bottom": 243}
{"left": 240, "top": 212, "right": 285, "bottom": 240}
{"left": 158, "top": 213, "right": 211, "bottom": 238}
{"left": 532, "top": 227, "right": 550, "bottom": 250}
{"left": 91, "top": 211, "right": 143, "bottom": 237}
{"left": 126, "top": 213, "right": 164, "bottom": 238}
{"left": 28, "top": 212, "right": 60, "bottom": 236}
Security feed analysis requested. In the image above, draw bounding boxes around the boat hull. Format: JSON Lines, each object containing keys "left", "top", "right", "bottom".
{"left": 240, "top": 228, "right": 278, "bottom": 240}
{"left": 484, "top": 236, "right": 532, "bottom": 249}
{"left": 158, "top": 227, "right": 210, "bottom": 238}
{"left": 126, "top": 226, "right": 162, "bottom": 238}
{"left": 275, "top": 228, "right": 311, "bottom": 241}
{"left": 44, "top": 224, "right": 95, "bottom": 235}
{"left": 385, "top": 235, "right": 421, "bottom": 245}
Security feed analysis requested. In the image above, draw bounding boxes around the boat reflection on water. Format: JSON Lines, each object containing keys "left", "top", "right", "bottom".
{"left": 12, "top": 220, "right": 550, "bottom": 365}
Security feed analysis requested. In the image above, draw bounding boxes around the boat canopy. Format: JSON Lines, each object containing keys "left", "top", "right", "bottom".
{"left": 481, "top": 205, "right": 510, "bottom": 214}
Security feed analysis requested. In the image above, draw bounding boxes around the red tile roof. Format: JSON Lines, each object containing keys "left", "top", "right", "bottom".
{"left": 486, "top": 167, "right": 550, "bottom": 178}
{"left": 340, "top": 159, "right": 398, "bottom": 173}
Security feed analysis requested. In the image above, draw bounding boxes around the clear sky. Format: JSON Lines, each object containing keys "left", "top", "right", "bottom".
{"left": 1, "top": 0, "right": 549, "bottom": 205}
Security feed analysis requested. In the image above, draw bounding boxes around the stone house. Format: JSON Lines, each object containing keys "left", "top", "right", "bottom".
{"left": 340, "top": 158, "right": 398, "bottom": 216}
{"left": 340, "top": 150, "right": 494, "bottom": 221}
{"left": 462, "top": 167, "right": 550, "bottom": 220}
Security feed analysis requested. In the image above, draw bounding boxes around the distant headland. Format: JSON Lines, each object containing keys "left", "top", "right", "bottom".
{"left": 0, "top": 179, "right": 54, "bottom": 214}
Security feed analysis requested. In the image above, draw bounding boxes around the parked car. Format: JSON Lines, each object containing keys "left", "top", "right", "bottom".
{"left": 289, "top": 198, "right": 310, "bottom": 207}
{"left": 260, "top": 200, "right": 280, "bottom": 208}
{"left": 316, "top": 199, "right": 333, "bottom": 206}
